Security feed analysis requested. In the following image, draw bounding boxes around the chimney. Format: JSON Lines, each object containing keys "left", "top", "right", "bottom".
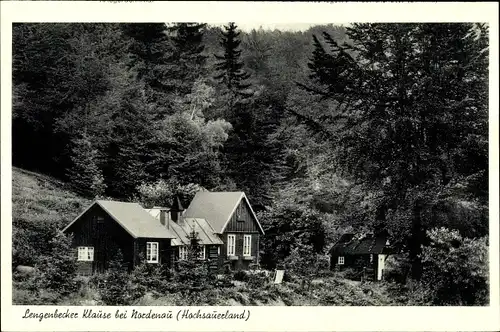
{"left": 160, "top": 208, "right": 170, "bottom": 229}
{"left": 170, "top": 195, "right": 184, "bottom": 224}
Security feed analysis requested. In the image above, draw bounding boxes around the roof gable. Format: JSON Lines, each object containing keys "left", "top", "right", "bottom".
{"left": 63, "top": 200, "right": 176, "bottom": 239}
{"left": 184, "top": 191, "right": 264, "bottom": 234}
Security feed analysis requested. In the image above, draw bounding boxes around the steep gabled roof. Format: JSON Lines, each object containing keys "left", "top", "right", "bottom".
{"left": 63, "top": 200, "right": 176, "bottom": 239}
{"left": 184, "top": 191, "right": 264, "bottom": 234}
{"left": 146, "top": 208, "right": 223, "bottom": 246}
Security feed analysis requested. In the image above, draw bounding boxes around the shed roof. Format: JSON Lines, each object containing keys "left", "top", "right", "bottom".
{"left": 331, "top": 233, "right": 392, "bottom": 255}
{"left": 63, "top": 200, "right": 176, "bottom": 239}
{"left": 146, "top": 208, "right": 223, "bottom": 246}
{"left": 184, "top": 191, "right": 264, "bottom": 234}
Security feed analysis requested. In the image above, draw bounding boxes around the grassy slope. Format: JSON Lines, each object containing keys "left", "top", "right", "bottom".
{"left": 12, "top": 166, "right": 90, "bottom": 226}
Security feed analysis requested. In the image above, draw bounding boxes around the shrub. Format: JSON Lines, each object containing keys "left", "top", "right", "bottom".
{"left": 210, "top": 274, "right": 234, "bottom": 289}
{"left": 233, "top": 270, "right": 250, "bottom": 282}
{"left": 12, "top": 218, "right": 60, "bottom": 268}
{"left": 174, "top": 259, "right": 212, "bottom": 292}
{"left": 384, "top": 254, "right": 411, "bottom": 283}
{"left": 341, "top": 267, "right": 362, "bottom": 281}
{"left": 13, "top": 230, "right": 81, "bottom": 304}
{"left": 96, "top": 250, "right": 133, "bottom": 305}
{"left": 247, "top": 272, "right": 268, "bottom": 288}
{"left": 129, "top": 259, "right": 171, "bottom": 297}
{"left": 284, "top": 243, "right": 328, "bottom": 289}
{"left": 36, "top": 231, "right": 79, "bottom": 296}
{"left": 421, "top": 227, "right": 488, "bottom": 305}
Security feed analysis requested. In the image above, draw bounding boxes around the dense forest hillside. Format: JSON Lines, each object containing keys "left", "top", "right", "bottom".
{"left": 12, "top": 23, "right": 489, "bottom": 306}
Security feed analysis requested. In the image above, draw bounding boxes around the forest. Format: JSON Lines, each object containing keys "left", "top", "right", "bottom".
{"left": 12, "top": 23, "right": 489, "bottom": 306}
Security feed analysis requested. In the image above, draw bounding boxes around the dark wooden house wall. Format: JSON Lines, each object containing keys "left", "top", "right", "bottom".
{"left": 330, "top": 253, "right": 379, "bottom": 279}
{"left": 65, "top": 205, "right": 135, "bottom": 274}
{"left": 220, "top": 199, "right": 261, "bottom": 270}
{"left": 224, "top": 199, "right": 260, "bottom": 233}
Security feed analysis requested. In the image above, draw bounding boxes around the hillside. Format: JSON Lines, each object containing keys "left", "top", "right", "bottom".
{"left": 12, "top": 167, "right": 90, "bottom": 226}
{"left": 12, "top": 167, "right": 91, "bottom": 268}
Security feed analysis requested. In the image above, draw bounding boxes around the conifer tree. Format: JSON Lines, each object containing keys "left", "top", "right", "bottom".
{"left": 103, "top": 82, "right": 156, "bottom": 198}
{"left": 166, "top": 23, "right": 208, "bottom": 95}
{"left": 66, "top": 132, "right": 106, "bottom": 198}
{"left": 121, "top": 23, "right": 174, "bottom": 117}
{"left": 121, "top": 23, "right": 169, "bottom": 82}
{"left": 37, "top": 231, "right": 78, "bottom": 296}
{"left": 214, "top": 23, "right": 252, "bottom": 100}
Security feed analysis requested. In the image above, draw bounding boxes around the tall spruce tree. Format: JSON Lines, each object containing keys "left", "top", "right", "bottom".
{"left": 66, "top": 132, "right": 106, "bottom": 198}
{"left": 214, "top": 23, "right": 252, "bottom": 100}
{"left": 121, "top": 23, "right": 174, "bottom": 117}
{"left": 299, "top": 23, "right": 488, "bottom": 279}
{"left": 166, "top": 23, "right": 209, "bottom": 95}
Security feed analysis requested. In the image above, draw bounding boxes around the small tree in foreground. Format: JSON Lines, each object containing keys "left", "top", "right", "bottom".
{"left": 129, "top": 256, "right": 170, "bottom": 298}
{"left": 36, "top": 231, "right": 78, "bottom": 297}
{"left": 174, "top": 229, "right": 211, "bottom": 294}
{"left": 284, "top": 243, "right": 328, "bottom": 290}
{"left": 97, "top": 250, "right": 132, "bottom": 305}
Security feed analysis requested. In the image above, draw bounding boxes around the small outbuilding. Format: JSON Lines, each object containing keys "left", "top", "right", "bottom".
{"left": 329, "top": 231, "right": 393, "bottom": 281}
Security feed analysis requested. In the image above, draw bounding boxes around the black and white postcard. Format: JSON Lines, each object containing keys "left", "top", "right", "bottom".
{"left": 1, "top": 1, "right": 499, "bottom": 331}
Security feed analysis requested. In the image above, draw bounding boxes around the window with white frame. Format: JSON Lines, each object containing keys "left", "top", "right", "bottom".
{"left": 77, "top": 247, "right": 94, "bottom": 261}
{"left": 146, "top": 242, "right": 159, "bottom": 263}
{"left": 179, "top": 246, "right": 188, "bottom": 260}
{"left": 338, "top": 256, "right": 345, "bottom": 265}
{"left": 227, "top": 234, "right": 236, "bottom": 256}
{"left": 197, "top": 245, "right": 206, "bottom": 260}
{"left": 243, "top": 235, "right": 252, "bottom": 256}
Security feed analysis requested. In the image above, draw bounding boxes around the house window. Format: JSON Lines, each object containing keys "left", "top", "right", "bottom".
{"left": 227, "top": 234, "right": 236, "bottom": 256}
{"left": 338, "top": 256, "right": 345, "bottom": 265}
{"left": 243, "top": 235, "right": 252, "bottom": 256}
{"left": 197, "top": 245, "right": 206, "bottom": 260}
{"left": 179, "top": 246, "right": 188, "bottom": 260}
{"left": 97, "top": 216, "right": 104, "bottom": 223}
{"left": 77, "top": 247, "right": 94, "bottom": 261}
{"left": 146, "top": 242, "right": 159, "bottom": 263}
